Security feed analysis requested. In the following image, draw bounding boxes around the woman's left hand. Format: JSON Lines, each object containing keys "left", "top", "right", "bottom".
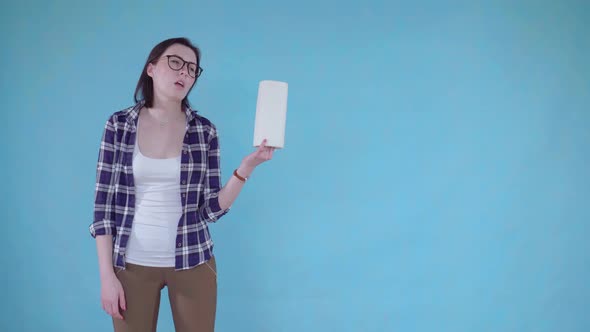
{"left": 239, "top": 139, "right": 275, "bottom": 175}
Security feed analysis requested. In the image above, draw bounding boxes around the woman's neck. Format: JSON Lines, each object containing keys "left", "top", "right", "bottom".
{"left": 145, "top": 96, "right": 184, "bottom": 123}
{"left": 151, "top": 95, "right": 183, "bottom": 114}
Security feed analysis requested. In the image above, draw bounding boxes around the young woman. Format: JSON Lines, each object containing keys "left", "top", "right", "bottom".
{"left": 89, "top": 37, "right": 275, "bottom": 332}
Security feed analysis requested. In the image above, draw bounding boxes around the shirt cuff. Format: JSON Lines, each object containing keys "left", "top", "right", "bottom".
{"left": 89, "top": 219, "right": 115, "bottom": 238}
{"left": 203, "top": 193, "right": 230, "bottom": 222}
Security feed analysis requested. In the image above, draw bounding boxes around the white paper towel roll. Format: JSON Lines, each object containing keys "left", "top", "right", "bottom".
{"left": 253, "top": 80, "right": 288, "bottom": 149}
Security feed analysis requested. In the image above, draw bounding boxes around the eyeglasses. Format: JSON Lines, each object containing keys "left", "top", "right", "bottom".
{"left": 163, "top": 55, "right": 203, "bottom": 78}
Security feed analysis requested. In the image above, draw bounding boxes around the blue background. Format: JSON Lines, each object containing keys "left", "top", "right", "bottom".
{"left": 2, "top": 1, "right": 589, "bottom": 331}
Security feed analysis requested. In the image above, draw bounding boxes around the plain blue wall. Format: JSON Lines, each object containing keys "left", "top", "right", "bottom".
{"left": 2, "top": 1, "right": 589, "bottom": 331}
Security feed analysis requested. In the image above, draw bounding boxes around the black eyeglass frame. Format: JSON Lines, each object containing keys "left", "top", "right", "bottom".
{"left": 162, "top": 54, "right": 203, "bottom": 78}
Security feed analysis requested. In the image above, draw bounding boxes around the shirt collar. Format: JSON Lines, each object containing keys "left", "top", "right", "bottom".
{"left": 126, "top": 100, "right": 196, "bottom": 127}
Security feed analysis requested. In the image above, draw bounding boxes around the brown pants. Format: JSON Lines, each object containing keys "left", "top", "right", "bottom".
{"left": 112, "top": 256, "right": 217, "bottom": 332}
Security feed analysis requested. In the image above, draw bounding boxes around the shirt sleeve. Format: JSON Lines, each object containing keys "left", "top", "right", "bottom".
{"left": 198, "top": 124, "right": 230, "bottom": 223}
{"left": 89, "top": 116, "right": 118, "bottom": 237}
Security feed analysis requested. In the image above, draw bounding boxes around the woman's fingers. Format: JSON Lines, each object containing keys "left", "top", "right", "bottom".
{"left": 102, "top": 300, "right": 111, "bottom": 315}
{"left": 102, "top": 296, "right": 124, "bottom": 320}
{"left": 249, "top": 139, "right": 276, "bottom": 165}
{"left": 111, "top": 300, "right": 123, "bottom": 320}
{"left": 119, "top": 289, "right": 126, "bottom": 312}
{"left": 263, "top": 147, "right": 274, "bottom": 160}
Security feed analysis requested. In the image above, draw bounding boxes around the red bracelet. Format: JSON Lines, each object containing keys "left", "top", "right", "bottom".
{"left": 233, "top": 169, "right": 247, "bottom": 182}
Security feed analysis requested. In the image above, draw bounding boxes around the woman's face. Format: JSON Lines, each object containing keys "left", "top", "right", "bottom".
{"left": 147, "top": 43, "right": 198, "bottom": 104}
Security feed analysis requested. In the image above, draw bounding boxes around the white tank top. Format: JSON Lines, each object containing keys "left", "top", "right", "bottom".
{"left": 125, "top": 136, "right": 182, "bottom": 267}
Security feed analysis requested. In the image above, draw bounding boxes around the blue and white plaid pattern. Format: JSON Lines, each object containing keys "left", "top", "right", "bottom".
{"left": 90, "top": 101, "right": 229, "bottom": 271}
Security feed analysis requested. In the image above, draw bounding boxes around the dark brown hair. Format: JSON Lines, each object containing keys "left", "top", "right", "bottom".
{"left": 134, "top": 37, "right": 202, "bottom": 109}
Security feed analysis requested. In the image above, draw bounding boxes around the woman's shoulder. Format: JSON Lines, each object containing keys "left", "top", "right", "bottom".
{"left": 104, "top": 104, "right": 141, "bottom": 126}
{"left": 190, "top": 109, "right": 217, "bottom": 131}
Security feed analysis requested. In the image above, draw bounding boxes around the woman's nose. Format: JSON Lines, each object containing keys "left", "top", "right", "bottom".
{"left": 179, "top": 64, "right": 188, "bottom": 76}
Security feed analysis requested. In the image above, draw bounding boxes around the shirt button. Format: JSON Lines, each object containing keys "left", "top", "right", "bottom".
{"left": 177, "top": 242, "right": 182, "bottom": 247}
{"left": 182, "top": 193, "right": 186, "bottom": 198}
{"left": 182, "top": 180, "right": 186, "bottom": 184}
{"left": 183, "top": 150, "right": 188, "bottom": 154}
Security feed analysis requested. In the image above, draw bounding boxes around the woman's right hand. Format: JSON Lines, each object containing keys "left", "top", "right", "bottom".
{"left": 100, "top": 272, "right": 126, "bottom": 320}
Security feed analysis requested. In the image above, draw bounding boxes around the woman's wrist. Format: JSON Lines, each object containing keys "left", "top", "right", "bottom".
{"left": 236, "top": 164, "right": 255, "bottom": 180}
{"left": 100, "top": 269, "right": 117, "bottom": 283}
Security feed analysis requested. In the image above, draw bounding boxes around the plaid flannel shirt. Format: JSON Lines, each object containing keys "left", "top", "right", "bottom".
{"left": 89, "top": 101, "right": 229, "bottom": 271}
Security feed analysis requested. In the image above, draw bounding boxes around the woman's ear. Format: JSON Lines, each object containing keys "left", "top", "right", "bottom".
{"left": 146, "top": 63, "right": 155, "bottom": 78}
